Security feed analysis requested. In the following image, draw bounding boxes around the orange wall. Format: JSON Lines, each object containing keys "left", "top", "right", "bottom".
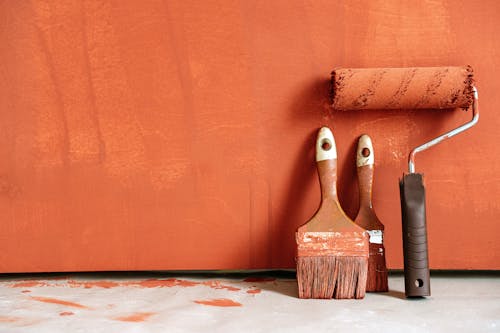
{"left": 0, "top": 0, "right": 499, "bottom": 272}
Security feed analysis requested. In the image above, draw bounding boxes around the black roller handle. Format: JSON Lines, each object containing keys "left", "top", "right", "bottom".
{"left": 399, "top": 173, "right": 431, "bottom": 297}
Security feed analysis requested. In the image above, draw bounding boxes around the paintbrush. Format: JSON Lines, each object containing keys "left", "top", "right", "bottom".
{"left": 354, "top": 134, "right": 388, "bottom": 292}
{"left": 296, "top": 127, "right": 369, "bottom": 299}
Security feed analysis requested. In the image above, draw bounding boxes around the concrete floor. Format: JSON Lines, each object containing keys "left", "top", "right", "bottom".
{"left": 0, "top": 271, "right": 498, "bottom": 332}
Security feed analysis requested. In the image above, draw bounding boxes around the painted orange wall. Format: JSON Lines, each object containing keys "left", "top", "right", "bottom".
{"left": 0, "top": 1, "right": 498, "bottom": 272}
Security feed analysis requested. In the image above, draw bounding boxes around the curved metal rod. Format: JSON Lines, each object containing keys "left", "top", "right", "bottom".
{"left": 408, "top": 86, "right": 479, "bottom": 173}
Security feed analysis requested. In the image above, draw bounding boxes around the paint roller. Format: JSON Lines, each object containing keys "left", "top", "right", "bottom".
{"left": 330, "top": 66, "right": 479, "bottom": 297}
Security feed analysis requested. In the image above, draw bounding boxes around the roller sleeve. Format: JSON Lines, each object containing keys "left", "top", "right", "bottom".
{"left": 331, "top": 66, "right": 474, "bottom": 110}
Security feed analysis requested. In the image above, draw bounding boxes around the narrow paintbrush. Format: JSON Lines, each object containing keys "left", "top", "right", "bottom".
{"left": 296, "top": 127, "right": 369, "bottom": 299}
{"left": 354, "top": 134, "right": 388, "bottom": 292}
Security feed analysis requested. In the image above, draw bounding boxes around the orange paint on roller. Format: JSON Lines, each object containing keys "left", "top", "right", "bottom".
{"left": 331, "top": 66, "right": 474, "bottom": 110}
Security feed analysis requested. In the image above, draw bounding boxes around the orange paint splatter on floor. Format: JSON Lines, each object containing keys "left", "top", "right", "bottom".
{"left": 174, "top": 279, "right": 200, "bottom": 287}
{"left": 31, "top": 296, "right": 89, "bottom": 309}
{"left": 246, "top": 288, "right": 262, "bottom": 294}
{"left": 113, "top": 312, "right": 156, "bottom": 322}
{"left": 202, "top": 281, "right": 241, "bottom": 291}
{"left": 67, "top": 280, "right": 120, "bottom": 289}
{"left": 132, "top": 278, "right": 198, "bottom": 288}
{"left": 0, "top": 316, "right": 19, "bottom": 322}
{"left": 67, "top": 278, "right": 199, "bottom": 289}
{"left": 11, "top": 281, "right": 48, "bottom": 288}
{"left": 136, "top": 278, "right": 239, "bottom": 291}
{"left": 84, "top": 281, "right": 121, "bottom": 288}
{"left": 243, "top": 277, "right": 276, "bottom": 282}
{"left": 194, "top": 298, "right": 242, "bottom": 307}
{"left": 59, "top": 311, "right": 74, "bottom": 316}
{"left": 9, "top": 278, "right": 242, "bottom": 292}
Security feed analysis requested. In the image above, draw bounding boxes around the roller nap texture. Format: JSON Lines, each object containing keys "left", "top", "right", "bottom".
{"left": 331, "top": 66, "right": 474, "bottom": 110}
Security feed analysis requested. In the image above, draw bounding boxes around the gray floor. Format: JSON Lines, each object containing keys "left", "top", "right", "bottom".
{"left": 0, "top": 271, "right": 498, "bottom": 332}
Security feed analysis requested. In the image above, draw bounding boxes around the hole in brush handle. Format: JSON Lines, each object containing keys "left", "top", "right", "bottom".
{"left": 316, "top": 127, "right": 337, "bottom": 162}
{"left": 361, "top": 147, "right": 370, "bottom": 157}
{"left": 321, "top": 139, "right": 332, "bottom": 151}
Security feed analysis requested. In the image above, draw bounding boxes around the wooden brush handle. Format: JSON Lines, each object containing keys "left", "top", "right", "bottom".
{"left": 300, "top": 127, "right": 367, "bottom": 232}
{"left": 316, "top": 127, "right": 338, "bottom": 200}
{"left": 355, "top": 134, "right": 384, "bottom": 235}
{"left": 356, "top": 134, "right": 375, "bottom": 210}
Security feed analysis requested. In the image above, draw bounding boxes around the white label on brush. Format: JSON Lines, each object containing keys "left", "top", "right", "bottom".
{"left": 367, "top": 230, "right": 383, "bottom": 244}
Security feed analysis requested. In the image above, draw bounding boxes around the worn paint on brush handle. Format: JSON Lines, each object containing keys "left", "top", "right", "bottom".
{"left": 298, "top": 127, "right": 368, "bottom": 232}
{"left": 356, "top": 134, "right": 374, "bottom": 168}
{"left": 297, "top": 129, "right": 368, "bottom": 237}
{"left": 354, "top": 135, "right": 388, "bottom": 292}
{"left": 316, "top": 127, "right": 337, "bottom": 162}
{"left": 400, "top": 174, "right": 431, "bottom": 297}
{"left": 315, "top": 127, "right": 339, "bottom": 201}
{"left": 355, "top": 135, "right": 384, "bottom": 233}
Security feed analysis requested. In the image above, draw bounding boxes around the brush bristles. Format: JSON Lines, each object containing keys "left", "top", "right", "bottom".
{"left": 297, "top": 256, "right": 368, "bottom": 299}
{"left": 366, "top": 243, "right": 388, "bottom": 292}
